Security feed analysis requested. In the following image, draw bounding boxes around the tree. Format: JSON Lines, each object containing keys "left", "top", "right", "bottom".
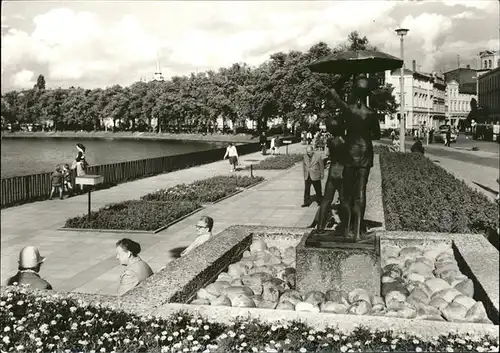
{"left": 370, "top": 83, "right": 399, "bottom": 116}
{"left": 34, "top": 75, "right": 46, "bottom": 90}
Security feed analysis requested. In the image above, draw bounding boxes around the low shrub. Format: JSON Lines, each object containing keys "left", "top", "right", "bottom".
{"left": 1, "top": 286, "right": 498, "bottom": 353}
{"left": 380, "top": 151, "right": 499, "bottom": 235}
{"left": 64, "top": 200, "right": 200, "bottom": 231}
{"left": 253, "top": 154, "right": 303, "bottom": 170}
{"left": 373, "top": 145, "right": 390, "bottom": 154}
{"left": 141, "top": 175, "right": 264, "bottom": 203}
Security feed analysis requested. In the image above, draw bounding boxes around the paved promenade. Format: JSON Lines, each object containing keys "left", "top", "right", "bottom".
{"left": 2, "top": 141, "right": 493, "bottom": 296}
{"left": 1, "top": 143, "right": 328, "bottom": 295}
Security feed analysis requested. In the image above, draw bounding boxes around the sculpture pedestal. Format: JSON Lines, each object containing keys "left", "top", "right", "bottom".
{"left": 296, "top": 231, "right": 381, "bottom": 297}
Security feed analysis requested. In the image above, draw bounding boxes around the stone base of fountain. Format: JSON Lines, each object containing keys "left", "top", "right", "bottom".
{"left": 296, "top": 231, "right": 381, "bottom": 297}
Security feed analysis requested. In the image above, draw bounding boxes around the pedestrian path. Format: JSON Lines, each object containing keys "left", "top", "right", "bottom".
{"left": 1, "top": 143, "right": 330, "bottom": 296}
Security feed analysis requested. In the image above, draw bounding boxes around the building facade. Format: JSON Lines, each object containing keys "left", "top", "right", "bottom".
{"left": 478, "top": 66, "right": 500, "bottom": 123}
{"left": 383, "top": 63, "right": 443, "bottom": 130}
{"left": 432, "top": 74, "right": 447, "bottom": 123}
{"left": 443, "top": 67, "right": 478, "bottom": 92}
{"left": 445, "top": 79, "right": 477, "bottom": 127}
{"left": 479, "top": 50, "right": 500, "bottom": 70}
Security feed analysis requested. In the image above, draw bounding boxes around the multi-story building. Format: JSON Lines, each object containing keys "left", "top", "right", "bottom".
{"left": 443, "top": 66, "right": 478, "bottom": 93}
{"left": 382, "top": 61, "right": 444, "bottom": 130}
{"left": 432, "top": 74, "right": 447, "bottom": 123}
{"left": 445, "top": 79, "right": 477, "bottom": 127}
{"left": 479, "top": 50, "right": 500, "bottom": 70}
{"left": 478, "top": 66, "right": 500, "bottom": 123}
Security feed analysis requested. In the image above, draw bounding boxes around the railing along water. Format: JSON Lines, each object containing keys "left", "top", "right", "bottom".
{"left": 1, "top": 141, "right": 267, "bottom": 208}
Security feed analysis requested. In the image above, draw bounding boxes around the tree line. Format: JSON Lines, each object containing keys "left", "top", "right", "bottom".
{"left": 1, "top": 32, "right": 398, "bottom": 134}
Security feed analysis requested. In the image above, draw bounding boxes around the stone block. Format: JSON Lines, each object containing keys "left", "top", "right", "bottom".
{"left": 296, "top": 232, "right": 381, "bottom": 297}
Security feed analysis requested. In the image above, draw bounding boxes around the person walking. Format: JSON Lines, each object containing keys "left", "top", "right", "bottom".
{"left": 302, "top": 145, "right": 324, "bottom": 207}
{"left": 116, "top": 238, "right": 153, "bottom": 296}
{"left": 223, "top": 142, "right": 239, "bottom": 172}
{"left": 445, "top": 126, "right": 452, "bottom": 147}
{"left": 259, "top": 132, "right": 267, "bottom": 155}
{"left": 49, "top": 165, "right": 64, "bottom": 200}
{"left": 7, "top": 246, "right": 52, "bottom": 290}
{"left": 429, "top": 127, "right": 434, "bottom": 144}
{"left": 62, "top": 163, "right": 73, "bottom": 197}
{"left": 306, "top": 131, "right": 313, "bottom": 145}
{"left": 270, "top": 136, "right": 276, "bottom": 155}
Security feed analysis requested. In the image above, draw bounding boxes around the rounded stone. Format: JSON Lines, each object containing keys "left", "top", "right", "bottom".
{"left": 454, "top": 279, "right": 474, "bottom": 297}
{"left": 231, "top": 294, "right": 256, "bottom": 308}
{"left": 320, "top": 301, "right": 347, "bottom": 314}
{"left": 295, "top": 301, "right": 320, "bottom": 313}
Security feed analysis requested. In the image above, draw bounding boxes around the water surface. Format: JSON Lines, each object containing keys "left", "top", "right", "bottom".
{"left": 1, "top": 137, "right": 225, "bottom": 178}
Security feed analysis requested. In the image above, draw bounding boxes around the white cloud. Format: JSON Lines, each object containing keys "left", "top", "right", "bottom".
{"left": 11, "top": 69, "right": 34, "bottom": 89}
{"left": 2, "top": 8, "right": 160, "bottom": 87}
{"left": 452, "top": 11, "right": 477, "bottom": 19}
{"left": 442, "top": 0, "right": 493, "bottom": 10}
{"left": 0, "top": 1, "right": 498, "bottom": 91}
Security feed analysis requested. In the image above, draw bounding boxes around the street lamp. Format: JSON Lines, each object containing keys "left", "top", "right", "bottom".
{"left": 427, "top": 73, "right": 435, "bottom": 145}
{"left": 395, "top": 28, "right": 409, "bottom": 152}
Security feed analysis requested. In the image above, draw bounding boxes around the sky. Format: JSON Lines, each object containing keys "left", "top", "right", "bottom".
{"left": 1, "top": 0, "right": 499, "bottom": 92}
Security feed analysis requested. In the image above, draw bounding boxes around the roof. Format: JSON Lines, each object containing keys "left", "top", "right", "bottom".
{"left": 478, "top": 66, "right": 500, "bottom": 80}
{"left": 443, "top": 67, "right": 478, "bottom": 75}
{"left": 479, "top": 50, "right": 499, "bottom": 57}
{"left": 459, "top": 82, "right": 477, "bottom": 95}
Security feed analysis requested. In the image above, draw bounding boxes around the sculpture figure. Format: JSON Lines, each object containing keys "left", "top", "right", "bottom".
{"left": 315, "top": 114, "right": 346, "bottom": 230}
{"left": 328, "top": 73, "right": 381, "bottom": 242}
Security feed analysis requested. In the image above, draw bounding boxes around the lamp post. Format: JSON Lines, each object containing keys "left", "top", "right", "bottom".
{"left": 396, "top": 28, "right": 409, "bottom": 152}
{"left": 427, "top": 74, "right": 435, "bottom": 145}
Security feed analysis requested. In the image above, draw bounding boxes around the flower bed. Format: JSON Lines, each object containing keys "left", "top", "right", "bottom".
{"left": 1, "top": 286, "right": 497, "bottom": 353}
{"left": 379, "top": 151, "right": 498, "bottom": 235}
{"left": 141, "top": 175, "right": 265, "bottom": 203}
{"left": 64, "top": 200, "right": 201, "bottom": 231}
{"left": 253, "top": 154, "right": 303, "bottom": 170}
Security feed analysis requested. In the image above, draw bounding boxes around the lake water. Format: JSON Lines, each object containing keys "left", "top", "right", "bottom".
{"left": 1, "top": 137, "right": 226, "bottom": 178}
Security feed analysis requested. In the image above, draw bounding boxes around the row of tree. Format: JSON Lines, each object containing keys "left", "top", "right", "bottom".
{"left": 1, "top": 32, "right": 399, "bottom": 134}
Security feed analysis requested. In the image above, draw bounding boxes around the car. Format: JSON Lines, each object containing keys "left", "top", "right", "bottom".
{"left": 434, "top": 125, "right": 457, "bottom": 143}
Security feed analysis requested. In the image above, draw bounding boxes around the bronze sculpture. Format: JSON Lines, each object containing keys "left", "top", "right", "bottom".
{"left": 314, "top": 115, "right": 346, "bottom": 230}
{"left": 327, "top": 73, "right": 381, "bottom": 242}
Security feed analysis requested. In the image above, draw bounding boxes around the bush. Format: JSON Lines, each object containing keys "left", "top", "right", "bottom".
{"left": 1, "top": 286, "right": 498, "bottom": 353}
{"left": 380, "top": 151, "right": 499, "bottom": 235}
{"left": 64, "top": 200, "right": 200, "bottom": 231}
{"left": 373, "top": 145, "right": 390, "bottom": 154}
{"left": 141, "top": 175, "right": 264, "bottom": 203}
{"left": 253, "top": 154, "right": 303, "bottom": 170}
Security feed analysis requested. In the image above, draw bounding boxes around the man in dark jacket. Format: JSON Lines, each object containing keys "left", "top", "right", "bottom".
{"left": 259, "top": 132, "right": 267, "bottom": 155}
{"left": 411, "top": 138, "right": 425, "bottom": 154}
{"left": 7, "top": 246, "right": 52, "bottom": 290}
{"left": 302, "top": 146, "right": 324, "bottom": 207}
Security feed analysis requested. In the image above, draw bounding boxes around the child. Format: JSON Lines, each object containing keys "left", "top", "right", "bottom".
{"left": 62, "top": 164, "right": 73, "bottom": 197}
{"left": 49, "top": 165, "right": 64, "bottom": 200}
{"left": 310, "top": 135, "right": 345, "bottom": 229}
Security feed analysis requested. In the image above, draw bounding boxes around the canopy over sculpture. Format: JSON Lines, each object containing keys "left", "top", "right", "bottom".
{"left": 307, "top": 50, "right": 403, "bottom": 74}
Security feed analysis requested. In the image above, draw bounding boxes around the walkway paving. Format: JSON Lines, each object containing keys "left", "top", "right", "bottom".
{"left": 2, "top": 141, "right": 491, "bottom": 297}
{"left": 1, "top": 144, "right": 327, "bottom": 296}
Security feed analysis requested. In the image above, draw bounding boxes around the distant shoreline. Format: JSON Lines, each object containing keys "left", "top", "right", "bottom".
{"left": 1, "top": 131, "right": 260, "bottom": 144}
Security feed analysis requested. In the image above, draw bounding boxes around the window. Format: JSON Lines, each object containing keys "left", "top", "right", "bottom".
{"left": 488, "top": 59, "right": 492, "bottom": 68}
{"left": 484, "top": 60, "right": 488, "bottom": 69}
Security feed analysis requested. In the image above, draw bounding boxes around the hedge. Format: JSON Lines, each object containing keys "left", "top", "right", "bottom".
{"left": 379, "top": 150, "right": 498, "bottom": 236}
{"left": 253, "top": 154, "right": 303, "bottom": 170}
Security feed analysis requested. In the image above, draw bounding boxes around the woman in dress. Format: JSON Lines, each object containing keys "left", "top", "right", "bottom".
{"left": 116, "top": 238, "right": 153, "bottom": 296}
